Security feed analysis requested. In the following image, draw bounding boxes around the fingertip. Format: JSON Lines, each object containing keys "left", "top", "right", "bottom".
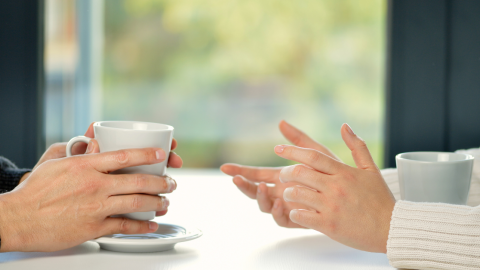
{"left": 258, "top": 182, "right": 267, "bottom": 194}
{"left": 219, "top": 164, "right": 229, "bottom": 173}
{"left": 271, "top": 199, "right": 286, "bottom": 225}
{"left": 155, "top": 148, "right": 167, "bottom": 161}
{"left": 273, "top": 198, "right": 282, "bottom": 211}
{"left": 283, "top": 187, "right": 294, "bottom": 202}
{"left": 274, "top": 145, "right": 286, "bottom": 154}
{"left": 84, "top": 122, "right": 95, "bottom": 138}
{"left": 148, "top": 221, "right": 159, "bottom": 232}
{"left": 168, "top": 152, "right": 183, "bottom": 168}
{"left": 171, "top": 138, "right": 178, "bottom": 150}
{"left": 341, "top": 124, "right": 355, "bottom": 150}
{"left": 344, "top": 123, "right": 355, "bottom": 135}
{"left": 156, "top": 209, "right": 168, "bottom": 216}
{"left": 289, "top": 209, "right": 299, "bottom": 223}
{"left": 220, "top": 163, "right": 237, "bottom": 174}
{"left": 232, "top": 175, "right": 243, "bottom": 186}
{"left": 85, "top": 139, "right": 100, "bottom": 154}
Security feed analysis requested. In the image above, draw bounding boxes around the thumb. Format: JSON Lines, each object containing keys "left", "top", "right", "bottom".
{"left": 84, "top": 122, "right": 95, "bottom": 138}
{"left": 341, "top": 123, "right": 378, "bottom": 171}
{"left": 85, "top": 139, "right": 100, "bottom": 154}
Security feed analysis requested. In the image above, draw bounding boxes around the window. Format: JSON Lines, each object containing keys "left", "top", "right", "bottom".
{"left": 45, "top": 0, "right": 386, "bottom": 168}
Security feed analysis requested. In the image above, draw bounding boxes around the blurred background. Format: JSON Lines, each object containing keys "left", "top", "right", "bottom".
{"left": 44, "top": 0, "right": 386, "bottom": 169}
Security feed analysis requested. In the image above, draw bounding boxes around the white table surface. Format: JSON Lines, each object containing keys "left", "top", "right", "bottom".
{"left": 0, "top": 169, "right": 395, "bottom": 270}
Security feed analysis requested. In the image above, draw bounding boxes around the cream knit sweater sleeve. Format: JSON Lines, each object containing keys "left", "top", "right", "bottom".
{"left": 382, "top": 147, "right": 480, "bottom": 270}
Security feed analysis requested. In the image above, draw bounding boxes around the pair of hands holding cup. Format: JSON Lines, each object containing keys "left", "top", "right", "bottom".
{"left": 0, "top": 123, "right": 182, "bottom": 252}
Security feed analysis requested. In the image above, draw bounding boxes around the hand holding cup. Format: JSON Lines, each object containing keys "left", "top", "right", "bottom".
{"left": 66, "top": 121, "right": 179, "bottom": 220}
{"left": 0, "top": 147, "right": 173, "bottom": 252}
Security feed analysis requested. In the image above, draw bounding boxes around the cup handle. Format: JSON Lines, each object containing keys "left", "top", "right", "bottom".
{"left": 66, "top": 136, "right": 92, "bottom": 157}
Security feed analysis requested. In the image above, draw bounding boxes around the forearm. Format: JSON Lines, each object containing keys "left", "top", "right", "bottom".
{"left": 387, "top": 200, "right": 480, "bottom": 270}
{"left": 0, "top": 193, "right": 16, "bottom": 252}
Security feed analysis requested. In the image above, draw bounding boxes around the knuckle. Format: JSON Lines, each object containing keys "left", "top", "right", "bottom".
{"left": 68, "top": 158, "right": 90, "bottom": 173}
{"left": 82, "top": 179, "right": 101, "bottom": 194}
{"left": 119, "top": 218, "right": 130, "bottom": 233}
{"left": 330, "top": 204, "right": 340, "bottom": 213}
{"left": 144, "top": 149, "right": 157, "bottom": 163}
{"left": 307, "top": 151, "right": 321, "bottom": 163}
{"left": 85, "top": 201, "right": 104, "bottom": 213}
{"left": 333, "top": 186, "right": 346, "bottom": 197}
{"left": 114, "top": 150, "right": 130, "bottom": 165}
{"left": 134, "top": 174, "right": 148, "bottom": 190}
{"left": 341, "top": 169, "right": 356, "bottom": 183}
{"left": 291, "top": 134, "right": 302, "bottom": 145}
{"left": 292, "top": 165, "right": 304, "bottom": 178}
{"left": 162, "top": 177, "right": 169, "bottom": 191}
{"left": 326, "top": 220, "right": 337, "bottom": 234}
{"left": 355, "top": 137, "right": 367, "bottom": 148}
{"left": 290, "top": 187, "right": 300, "bottom": 199}
{"left": 131, "top": 195, "right": 144, "bottom": 210}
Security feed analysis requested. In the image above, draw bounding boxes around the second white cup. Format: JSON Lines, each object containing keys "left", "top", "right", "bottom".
{"left": 396, "top": 152, "right": 474, "bottom": 205}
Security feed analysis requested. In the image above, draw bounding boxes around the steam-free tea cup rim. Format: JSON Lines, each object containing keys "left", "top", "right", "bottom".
{"left": 94, "top": 121, "right": 173, "bottom": 132}
{"left": 396, "top": 151, "right": 474, "bottom": 164}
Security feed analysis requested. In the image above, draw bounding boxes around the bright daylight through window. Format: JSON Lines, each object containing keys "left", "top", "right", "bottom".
{"left": 45, "top": 0, "right": 386, "bottom": 168}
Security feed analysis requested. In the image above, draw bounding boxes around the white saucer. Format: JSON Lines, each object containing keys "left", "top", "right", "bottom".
{"left": 92, "top": 223, "right": 202, "bottom": 253}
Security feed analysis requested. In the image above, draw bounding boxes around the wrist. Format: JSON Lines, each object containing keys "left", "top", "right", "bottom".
{"left": 379, "top": 200, "right": 396, "bottom": 253}
{"left": 0, "top": 193, "right": 21, "bottom": 252}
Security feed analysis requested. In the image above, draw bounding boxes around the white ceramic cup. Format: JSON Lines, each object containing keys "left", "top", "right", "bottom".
{"left": 396, "top": 152, "right": 474, "bottom": 205}
{"left": 66, "top": 121, "right": 174, "bottom": 220}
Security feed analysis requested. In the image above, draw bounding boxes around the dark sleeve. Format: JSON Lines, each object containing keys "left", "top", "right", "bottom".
{"left": 0, "top": 157, "right": 31, "bottom": 194}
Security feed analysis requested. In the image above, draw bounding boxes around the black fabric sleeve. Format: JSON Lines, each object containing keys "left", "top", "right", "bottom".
{"left": 0, "top": 157, "right": 31, "bottom": 194}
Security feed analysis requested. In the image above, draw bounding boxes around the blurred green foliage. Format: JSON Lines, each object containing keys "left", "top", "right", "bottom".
{"left": 103, "top": 0, "right": 386, "bottom": 168}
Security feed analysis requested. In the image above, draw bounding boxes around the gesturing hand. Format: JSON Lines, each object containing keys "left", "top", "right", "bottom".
{"left": 275, "top": 124, "right": 395, "bottom": 253}
{"left": 221, "top": 120, "right": 340, "bottom": 228}
{"left": 0, "top": 147, "right": 175, "bottom": 252}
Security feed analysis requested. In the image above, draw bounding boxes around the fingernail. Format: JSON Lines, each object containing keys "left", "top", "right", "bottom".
{"left": 289, "top": 209, "right": 299, "bottom": 222}
{"left": 257, "top": 186, "right": 262, "bottom": 194}
{"left": 166, "top": 175, "right": 177, "bottom": 192}
{"left": 156, "top": 149, "right": 166, "bottom": 160}
{"left": 279, "top": 166, "right": 294, "bottom": 183}
{"left": 283, "top": 187, "right": 295, "bottom": 202}
{"left": 85, "top": 141, "right": 94, "bottom": 154}
{"left": 345, "top": 123, "right": 355, "bottom": 135}
{"left": 274, "top": 145, "right": 286, "bottom": 154}
{"left": 161, "top": 197, "right": 170, "bottom": 210}
{"left": 149, "top": 221, "right": 156, "bottom": 230}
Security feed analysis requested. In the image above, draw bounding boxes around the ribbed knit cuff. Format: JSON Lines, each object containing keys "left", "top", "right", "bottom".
{"left": 387, "top": 200, "right": 480, "bottom": 270}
